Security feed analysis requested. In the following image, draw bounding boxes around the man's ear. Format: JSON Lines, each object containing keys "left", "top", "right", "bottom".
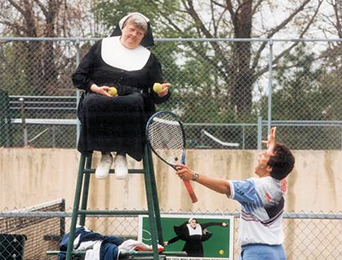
{"left": 265, "top": 165, "right": 273, "bottom": 173}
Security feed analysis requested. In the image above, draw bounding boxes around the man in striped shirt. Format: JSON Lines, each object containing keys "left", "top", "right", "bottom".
{"left": 176, "top": 127, "right": 295, "bottom": 260}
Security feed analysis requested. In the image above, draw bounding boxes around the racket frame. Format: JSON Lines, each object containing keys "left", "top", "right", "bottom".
{"left": 146, "top": 111, "right": 198, "bottom": 203}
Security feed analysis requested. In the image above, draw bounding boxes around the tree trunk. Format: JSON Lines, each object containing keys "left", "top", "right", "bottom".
{"left": 21, "top": 0, "right": 44, "bottom": 95}
{"left": 43, "top": 0, "right": 59, "bottom": 95}
{"left": 231, "top": 0, "right": 253, "bottom": 115}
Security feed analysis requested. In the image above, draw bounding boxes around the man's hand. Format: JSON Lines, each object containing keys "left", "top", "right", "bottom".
{"left": 175, "top": 163, "right": 231, "bottom": 195}
{"left": 262, "top": 127, "right": 276, "bottom": 154}
{"left": 175, "top": 163, "right": 195, "bottom": 181}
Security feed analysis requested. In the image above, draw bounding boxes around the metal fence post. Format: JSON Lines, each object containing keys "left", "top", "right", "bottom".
{"left": 258, "top": 117, "right": 262, "bottom": 150}
{"left": 242, "top": 124, "right": 245, "bottom": 150}
{"left": 52, "top": 125, "right": 56, "bottom": 148}
{"left": 267, "top": 39, "right": 273, "bottom": 133}
{"left": 19, "top": 97, "right": 28, "bottom": 147}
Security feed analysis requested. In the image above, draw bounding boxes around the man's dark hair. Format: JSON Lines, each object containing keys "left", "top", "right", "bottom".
{"left": 268, "top": 143, "right": 295, "bottom": 180}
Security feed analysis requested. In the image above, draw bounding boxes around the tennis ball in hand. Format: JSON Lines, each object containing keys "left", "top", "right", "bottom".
{"left": 153, "top": 83, "right": 163, "bottom": 93}
{"left": 108, "top": 87, "right": 118, "bottom": 96}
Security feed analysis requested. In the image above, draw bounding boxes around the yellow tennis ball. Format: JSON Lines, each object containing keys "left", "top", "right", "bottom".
{"left": 108, "top": 87, "right": 118, "bottom": 96}
{"left": 219, "top": 250, "right": 224, "bottom": 255}
{"left": 153, "top": 83, "right": 163, "bottom": 93}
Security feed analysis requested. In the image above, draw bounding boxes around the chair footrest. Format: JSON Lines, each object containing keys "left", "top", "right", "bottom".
{"left": 47, "top": 250, "right": 186, "bottom": 259}
{"left": 77, "top": 210, "right": 149, "bottom": 215}
{"left": 47, "top": 250, "right": 85, "bottom": 255}
{"left": 83, "top": 169, "right": 145, "bottom": 174}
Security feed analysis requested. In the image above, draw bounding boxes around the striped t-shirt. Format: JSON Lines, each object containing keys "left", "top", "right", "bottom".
{"left": 228, "top": 177, "right": 287, "bottom": 246}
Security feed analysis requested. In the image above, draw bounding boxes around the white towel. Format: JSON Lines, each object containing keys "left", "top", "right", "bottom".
{"left": 84, "top": 241, "right": 102, "bottom": 260}
{"left": 118, "top": 239, "right": 164, "bottom": 253}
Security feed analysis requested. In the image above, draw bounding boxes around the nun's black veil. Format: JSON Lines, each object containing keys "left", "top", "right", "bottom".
{"left": 111, "top": 18, "right": 154, "bottom": 47}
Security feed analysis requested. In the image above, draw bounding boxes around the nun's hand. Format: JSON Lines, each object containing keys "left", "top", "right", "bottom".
{"left": 158, "top": 83, "right": 172, "bottom": 97}
{"left": 90, "top": 84, "right": 112, "bottom": 97}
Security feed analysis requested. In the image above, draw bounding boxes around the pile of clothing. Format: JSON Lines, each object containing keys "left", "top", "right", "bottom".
{"left": 58, "top": 226, "right": 163, "bottom": 260}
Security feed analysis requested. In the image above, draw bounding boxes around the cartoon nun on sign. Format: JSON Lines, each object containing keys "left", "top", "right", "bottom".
{"left": 164, "top": 218, "right": 228, "bottom": 257}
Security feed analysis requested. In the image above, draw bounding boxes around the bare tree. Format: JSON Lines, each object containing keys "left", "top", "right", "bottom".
{"left": 0, "top": 0, "right": 96, "bottom": 94}
{"left": 319, "top": 0, "right": 342, "bottom": 37}
{"left": 150, "top": 0, "right": 323, "bottom": 116}
{"left": 318, "top": 0, "right": 342, "bottom": 98}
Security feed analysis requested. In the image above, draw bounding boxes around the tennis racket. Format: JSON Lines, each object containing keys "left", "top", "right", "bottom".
{"left": 146, "top": 111, "right": 198, "bottom": 203}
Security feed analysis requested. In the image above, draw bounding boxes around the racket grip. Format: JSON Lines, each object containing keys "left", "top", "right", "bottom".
{"left": 183, "top": 180, "right": 198, "bottom": 203}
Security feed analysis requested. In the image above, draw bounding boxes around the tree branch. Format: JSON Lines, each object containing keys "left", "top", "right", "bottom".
{"left": 33, "top": 0, "right": 48, "bottom": 17}
{"left": 251, "top": 0, "right": 317, "bottom": 76}
{"left": 225, "top": 0, "right": 236, "bottom": 23}
{"left": 252, "top": 0, "right": 264, "bottom": 16}
{"left": 332, "top": 0, "right": 342, "bottom": 37}
{"left": 266, "top": 0, "right": 312, "bottom": 39}
{"left": 181, "top": 0, "right": 234, "bottom": 81}
{"left": 6, "top": 0, "right": 26, "bottom": 16}
{"left": 211, "top": 0, "right": 230, "bottom": 37}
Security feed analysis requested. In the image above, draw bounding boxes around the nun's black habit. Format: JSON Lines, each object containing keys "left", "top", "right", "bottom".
{"left": 72, "top": 13, "right": 170, "bottom": 160}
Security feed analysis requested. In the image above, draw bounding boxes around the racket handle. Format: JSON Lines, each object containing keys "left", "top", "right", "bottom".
{"left": 183, "top": 180, "right": 198, "bottom": 203}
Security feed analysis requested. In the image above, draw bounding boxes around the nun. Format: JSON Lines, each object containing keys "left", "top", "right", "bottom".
{"left": 72, "top": 13, "right": 172, "bottom": 180}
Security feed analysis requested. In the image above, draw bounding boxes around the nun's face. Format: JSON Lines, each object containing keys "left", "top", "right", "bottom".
{"left": 120, "top": 21, "right": 146, "bottom": 49}
{"left": 189, "top": 219, "right": 197, "bottom": 228}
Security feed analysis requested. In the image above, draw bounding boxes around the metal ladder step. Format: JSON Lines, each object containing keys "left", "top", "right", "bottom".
{"left": 82, "top": 168, "right": 145, "bottom": 174}
{"left": 77, "top": 210, "right": 150, "bottom": 215}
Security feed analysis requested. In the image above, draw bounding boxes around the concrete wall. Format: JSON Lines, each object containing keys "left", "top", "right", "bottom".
{"left": 1, "top": 148, "right": 341, "bottom": 212}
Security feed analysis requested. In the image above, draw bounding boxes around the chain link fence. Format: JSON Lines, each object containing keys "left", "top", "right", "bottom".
{"left": 1, "top": 38, "right": 341, "bottom": 260}
{"left": 0, "top": 200, "right": 341, "bottom": 260}
{"left": 0, "top": 38, "right": 341, "bottom": 150}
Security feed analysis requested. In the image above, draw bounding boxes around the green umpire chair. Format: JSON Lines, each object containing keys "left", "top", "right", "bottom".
{"left": 62, "top": 145, "right": 164, "bottom": 260}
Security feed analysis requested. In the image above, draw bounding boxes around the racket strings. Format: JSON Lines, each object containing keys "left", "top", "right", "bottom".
{"left": 148, "top": 114, "right": 184, "bottom": 163}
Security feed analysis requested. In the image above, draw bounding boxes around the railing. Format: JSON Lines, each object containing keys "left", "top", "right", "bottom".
{"left": 6, "top": 95, "right": 342, "bottom": 150}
